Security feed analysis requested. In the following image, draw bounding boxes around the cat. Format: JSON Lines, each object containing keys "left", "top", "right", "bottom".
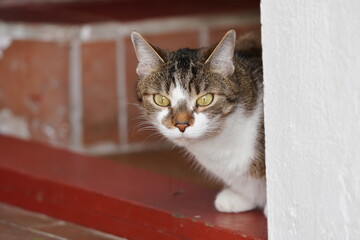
{"left": 131, "top": 30, "right": 266, "bottom": 217}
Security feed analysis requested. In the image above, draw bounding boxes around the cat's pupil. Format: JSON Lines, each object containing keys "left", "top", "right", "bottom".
{"left": 160, "top": 96, "right": 168, "bottom": 105}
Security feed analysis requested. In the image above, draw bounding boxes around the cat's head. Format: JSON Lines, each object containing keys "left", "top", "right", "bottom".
{"left": 131, "top": 30, "right": 240, "bottom": 145}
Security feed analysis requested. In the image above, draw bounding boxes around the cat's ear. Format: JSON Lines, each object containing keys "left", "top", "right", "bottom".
{"left": 205, "top": 30, "right": 236, "bottom": 77}
{"left": 131, "top": 31, "right": 164, "bottom": 78}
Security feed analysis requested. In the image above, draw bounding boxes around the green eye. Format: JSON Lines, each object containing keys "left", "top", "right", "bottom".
{"left": 154, "top": 94, "right": 171, "bottom": 107}
{"left": 196, "top": 93, "right": 214, "bottom": 107}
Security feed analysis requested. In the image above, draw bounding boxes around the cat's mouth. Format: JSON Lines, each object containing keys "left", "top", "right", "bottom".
{"left": 158, "top": 124, "right": 208, "bottom": 143}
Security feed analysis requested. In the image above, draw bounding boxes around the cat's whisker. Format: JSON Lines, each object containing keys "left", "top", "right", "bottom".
{"left": 132, "top": 122, "right": 153, "bottom": 131}
{"left": 170, "top": 143, "right": 178, "bottom": 150}
{"left": 131, "top": 123, "right": 150, "bottom": 134}
{"left": 140, "top": 131, "right": 168, "bottom": 143}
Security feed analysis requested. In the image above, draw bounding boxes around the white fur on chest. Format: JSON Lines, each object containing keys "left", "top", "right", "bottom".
{"left": 186, "top": 105, "right": 261, "bottom": 178}
{"left": 183, "top": 104, "right": 265, "bottom": 205}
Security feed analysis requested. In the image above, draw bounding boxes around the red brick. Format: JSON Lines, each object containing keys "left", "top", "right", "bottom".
{"left": 82, "top": 41, "right": 119, "bottom": 146}
{"left": 0, "top": 40, "right": 70, "bottom": 146}
{"left": 125, "top": 30, "right": 199, "bottom": 143}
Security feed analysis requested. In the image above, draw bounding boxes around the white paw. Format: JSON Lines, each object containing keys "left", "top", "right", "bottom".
{"left": 215, "top": 188, "right": 256, "bottom": 213}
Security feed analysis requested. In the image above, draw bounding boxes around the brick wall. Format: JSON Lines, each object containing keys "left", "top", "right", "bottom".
{"left": 0, "top": 12, "right": 260, "bottom": 154}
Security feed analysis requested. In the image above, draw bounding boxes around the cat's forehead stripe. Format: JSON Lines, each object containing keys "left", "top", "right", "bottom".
{"left": 164, "top": 58, "right": 192, "bottom": 95}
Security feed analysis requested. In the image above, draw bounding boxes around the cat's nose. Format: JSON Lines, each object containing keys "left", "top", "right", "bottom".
{"left": 175, "top": 122, "right": 190, "bottom": 132}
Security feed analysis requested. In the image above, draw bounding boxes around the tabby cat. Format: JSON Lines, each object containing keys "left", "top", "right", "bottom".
{"left": 131, "top": 30, "right": 266, "bottom": 216}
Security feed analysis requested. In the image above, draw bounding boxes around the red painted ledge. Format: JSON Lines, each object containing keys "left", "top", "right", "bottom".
{"left": 0, "top": 135, "right": 267, "bottom": 240}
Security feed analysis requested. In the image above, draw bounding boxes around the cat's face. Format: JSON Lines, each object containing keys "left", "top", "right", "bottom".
{"left": 131, "top": 30, "right": 239, "bottom": 144}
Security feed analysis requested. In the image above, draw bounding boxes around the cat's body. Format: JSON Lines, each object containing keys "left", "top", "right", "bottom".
{"left": 131, "top": 30, "right": 266, "bottom": 216}
{"left": 185, "top": 101, "right": 266, "bottom": 210}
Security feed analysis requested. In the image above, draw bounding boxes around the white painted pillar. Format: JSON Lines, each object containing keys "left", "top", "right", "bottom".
{"left": 261, "top": 1, "right": 360, "bottom": 239}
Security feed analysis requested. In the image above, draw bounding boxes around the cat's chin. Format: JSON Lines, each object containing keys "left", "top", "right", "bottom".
{"left": 168, "top": 136, "right": 198, "bottom": 146}
{"left": 158, "top": 126, "right": 208, "bottom": 145}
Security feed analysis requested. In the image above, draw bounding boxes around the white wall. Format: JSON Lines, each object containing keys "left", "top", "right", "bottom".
{"left": 261, "top": 1, "right": 360, "bottom": 239}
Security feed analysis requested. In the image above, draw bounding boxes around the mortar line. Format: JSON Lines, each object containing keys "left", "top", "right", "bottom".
{"left": 115, "top": 37, "right": 129, "bottom": 146}
{"left": 0, "top": 11, "right": 260, "bottom": 42}
{"left": 69, "top": 38, "right": 83, "bottom": 151}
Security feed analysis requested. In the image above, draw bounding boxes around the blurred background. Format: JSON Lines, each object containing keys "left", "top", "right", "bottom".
{"left": 0, "top": 0, "right": 260, "bottom": 187}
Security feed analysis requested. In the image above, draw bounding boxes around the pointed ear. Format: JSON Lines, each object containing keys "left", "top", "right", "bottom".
{"left": 131, "top": 31, "right": 164, "bottom": 78}
{"left": 205, "top": 30, "right": 236, "bottom": 77}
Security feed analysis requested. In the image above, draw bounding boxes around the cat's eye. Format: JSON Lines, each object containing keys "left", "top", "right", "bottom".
{"left": 153, "top": 94, "right": 171, "bottom": 107}
{"left": 196, "top": 94, "right": 214, "bottom": 107}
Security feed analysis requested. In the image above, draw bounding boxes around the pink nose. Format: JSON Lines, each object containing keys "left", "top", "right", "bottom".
{"left": 175, "top": 122, "right": 189, "bottom": 132}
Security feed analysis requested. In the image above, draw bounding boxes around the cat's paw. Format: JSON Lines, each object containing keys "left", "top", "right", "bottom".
{"left": 215, "top": 188, "right": 256, "bottom": 213}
